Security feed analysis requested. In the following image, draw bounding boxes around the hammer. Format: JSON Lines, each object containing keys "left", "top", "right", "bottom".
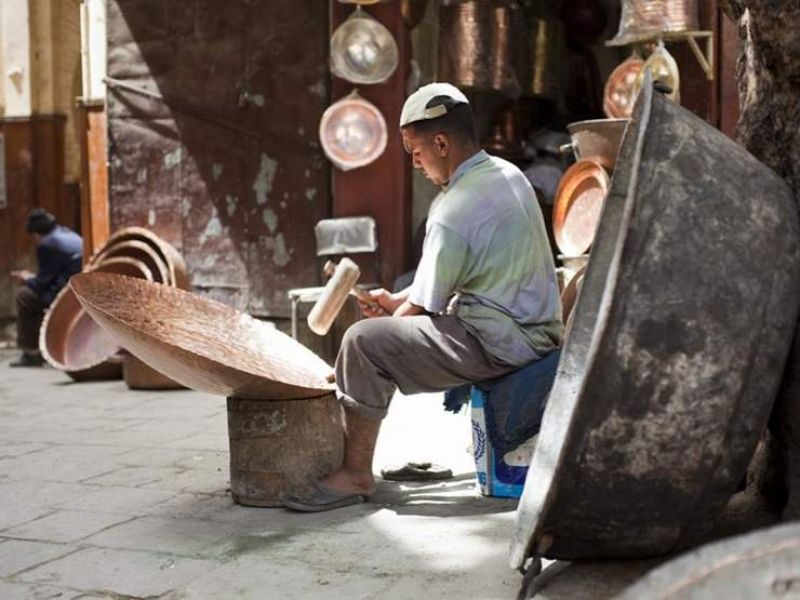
{"left": 307, "top": 258, "right": 377, "bottom": 336}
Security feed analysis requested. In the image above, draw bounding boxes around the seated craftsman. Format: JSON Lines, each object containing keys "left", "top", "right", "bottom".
{"left": 9, "top": 208, "right": 83, "bottom": 367}
{"left": 284, "top": 83, "right": 563, "bottom": 512}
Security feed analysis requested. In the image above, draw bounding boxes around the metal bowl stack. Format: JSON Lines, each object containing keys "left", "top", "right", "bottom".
{"left": 40, "top": 227, "right": 188, "bottom": 382}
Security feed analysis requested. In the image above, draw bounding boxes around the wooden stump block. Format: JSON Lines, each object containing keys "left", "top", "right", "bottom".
{"left": 227, "top": 393, "right": 344, "bottom": 507}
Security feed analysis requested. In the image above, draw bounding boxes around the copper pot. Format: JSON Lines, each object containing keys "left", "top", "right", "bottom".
{"left": 439, "top": 0, "right": 522, "bottom": 96}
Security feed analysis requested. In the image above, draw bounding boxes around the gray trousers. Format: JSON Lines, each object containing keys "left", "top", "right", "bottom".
{"left": 334, "top": 315, "right": 516, "bottom": 420}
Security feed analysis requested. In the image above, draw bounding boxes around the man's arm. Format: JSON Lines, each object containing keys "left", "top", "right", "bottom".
{"left": 24, "top": 244, "right": 63, "bottom": 293}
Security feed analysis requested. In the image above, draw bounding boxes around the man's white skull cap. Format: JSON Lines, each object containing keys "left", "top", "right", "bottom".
{"left": 399, "top": 82, "right": 469, "bottom": 128}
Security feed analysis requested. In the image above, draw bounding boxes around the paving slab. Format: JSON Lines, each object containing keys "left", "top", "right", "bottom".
{"left": 2, "top": 510, "right": 134, "bottom": 544}
{"left": 0, "top": 540, "right": 79, "bottom": 577}
{"left": 16, "top": 546, "right": 221, "bottom": 597}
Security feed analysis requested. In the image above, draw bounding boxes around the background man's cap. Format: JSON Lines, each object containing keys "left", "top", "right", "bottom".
{"left": 26, "top": 208, "right": 56, "bottom": 234}
{"left": 399, "top": 82, "right": 469, "bottom": 127}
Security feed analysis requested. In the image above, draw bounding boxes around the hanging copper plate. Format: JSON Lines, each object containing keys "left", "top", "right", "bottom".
{"left": 69, "top": 272, "right": 335, "bottom": 400}
{"left": 319, "top": 91, "right": 388, "bottom": 171}
{"left": 552, "top": 159, "right": 610, "bottom": 256}
{"left": 604, "top": 56, "right": 645, "bottom": 119}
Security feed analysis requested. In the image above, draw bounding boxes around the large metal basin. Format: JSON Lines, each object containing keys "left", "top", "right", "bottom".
{"left": 510, "top": 78, "right": 800, "bottom": 567}
{"left": 616, "top": 523, "right": 800, "bottom": 599}
{"left": 69, "top": 272, "right": 335, "bottom": 400}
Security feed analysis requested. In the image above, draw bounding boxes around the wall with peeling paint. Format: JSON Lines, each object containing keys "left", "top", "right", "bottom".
{"left": 106, "top": 0, "right": 331, "bottom": 318}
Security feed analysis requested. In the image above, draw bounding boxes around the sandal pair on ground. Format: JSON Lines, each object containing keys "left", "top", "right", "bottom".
{"left": 283, "top": 462, "right": 453, "bottom": 512}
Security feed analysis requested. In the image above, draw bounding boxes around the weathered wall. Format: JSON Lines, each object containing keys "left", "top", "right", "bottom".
{"left": 106, "top": 0, "right": 331, "bottom": 317}
{"left": 0, "top": 0, "right": 81, "bottom": 324}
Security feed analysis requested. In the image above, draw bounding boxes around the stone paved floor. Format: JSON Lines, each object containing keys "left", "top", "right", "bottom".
{"left": 0, "top": 352, "right": 534, "bottom": 599}
{"left": 6, "top": 349, "right": 745, "bottom": 599}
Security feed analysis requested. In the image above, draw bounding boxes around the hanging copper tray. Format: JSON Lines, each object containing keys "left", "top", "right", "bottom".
{"left": 552, "top": 159, "right": 610, "bottom": 256}
{"left": 40, "top": 257, "right": 154, "bottom": 380}
{"left": 69, "top": 273, "right": 335, "bottom": 400}
{"left": 510, "top": 76, "right": 800, "bottom": 567}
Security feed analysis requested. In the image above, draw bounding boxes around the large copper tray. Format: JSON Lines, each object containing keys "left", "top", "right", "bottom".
{"left": 552, "top": 159, "right": 609, "bottom": 256}
{"left": 510, "top": 77, "right": 800, "bottom": 567}
{"left": 69, "top": 273, "right": 335, "bottom": 400}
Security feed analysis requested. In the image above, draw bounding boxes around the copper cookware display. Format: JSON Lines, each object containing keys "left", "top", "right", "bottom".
{"left": 566, "top": 118, "right": 629, "bottom": 169}
{"left": 603, "top": 54, "right": 645, "bottom": 118}
{"left": 608, "top": 0, "right": 699, "bottom": 46}
{"left": 40, "top": 258, "right": 154, "bottom": 381}
{"left": 69, "top": 273, "right": 335, "bottom": 400}
{"left": 319, "top": 91, "right": 388, "bottom": 171}
{"left": 439, "top": 0, "right": 523, "bottom": 97}
{"left": 330, "top": 7, "right": 399, "bottom": 85}
{"left": 511, "top": 75, "right": 800, "bottom": 567}
{"left": 552, "top": 159, "right": 610, "bottom": 256}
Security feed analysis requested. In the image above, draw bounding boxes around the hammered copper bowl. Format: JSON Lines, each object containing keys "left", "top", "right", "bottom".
{"left": 92, "top": 240, "right": 170, "bottom": 285}
{"left": 566, "top": 118, "right": 629, "bottom": 168}
{"left": 69, "top": 273, "right": 335, "bottom": 400}
{"left": 40, "top": 258, "right": 154, "bottom": 381}
{"left": 552, "top": 159, "right": 610, "bottom": 256}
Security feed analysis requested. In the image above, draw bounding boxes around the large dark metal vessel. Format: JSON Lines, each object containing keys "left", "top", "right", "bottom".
{"left": 510, "top": 76, "right": 800, "bottom": 568}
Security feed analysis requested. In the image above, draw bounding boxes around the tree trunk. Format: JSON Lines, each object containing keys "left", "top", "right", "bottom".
{"left": 722, "top": 0, "right": 800, "bottom": 519}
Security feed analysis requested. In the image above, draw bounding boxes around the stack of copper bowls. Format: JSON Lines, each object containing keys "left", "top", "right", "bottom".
{"left": 40, "top": 227, "right": 188, "bottom": 383}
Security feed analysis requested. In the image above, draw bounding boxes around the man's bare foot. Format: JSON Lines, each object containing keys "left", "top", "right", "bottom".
{"left": 320, "top": 468, "right": 376, "bottom": 496}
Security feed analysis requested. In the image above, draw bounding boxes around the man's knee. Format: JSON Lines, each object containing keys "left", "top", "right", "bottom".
{"left": 340, "top": 318, "right": 385, "bottom": 356}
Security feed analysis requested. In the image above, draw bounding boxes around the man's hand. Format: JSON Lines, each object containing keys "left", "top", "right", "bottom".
{"left": 10, "top": 270, "right": 33, "bottom": 284}
{"left": 358, "top": 288, "right": 403, "bottom": 319}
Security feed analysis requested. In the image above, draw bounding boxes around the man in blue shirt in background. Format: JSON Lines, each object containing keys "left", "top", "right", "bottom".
{"left": 9, "top": 208, "right": 82, "bottom": 367}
